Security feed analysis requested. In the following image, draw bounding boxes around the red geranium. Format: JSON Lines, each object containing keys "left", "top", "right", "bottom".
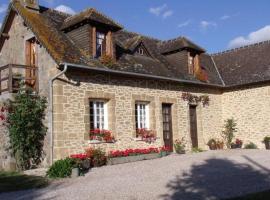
{"left": 108, "top": 147, "right": 160, "bottom": 158}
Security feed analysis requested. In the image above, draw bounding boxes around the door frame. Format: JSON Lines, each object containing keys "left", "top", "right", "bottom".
{"left": 189, "top": 104, "right": 198, "bottom": 148}
{"left": 162, "top": 103, "right": 173, "bottom": 152}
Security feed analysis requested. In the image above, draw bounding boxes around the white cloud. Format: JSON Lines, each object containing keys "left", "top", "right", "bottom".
{"left": 149, "top": 4, "right": 167, "bottom": 16}
{"left": 228, "top": 25, "right": 270, "bottom": 48}
{"left": 178, "top": 20, "right": 191, "bottom": 28}
{"left": 200, "top": 20, "right": 217, "bottom": 29}
{"left": 220, "top": 15, "right": 230, "bottom": 20}
{"left": 0, "top": 4, "right": 7, "bottom": 14}
{"left": 162, "top": 10, "right": 173, "bottom": 19}
{"left": 55, "top": 5, "right": 76, "bottom": 15}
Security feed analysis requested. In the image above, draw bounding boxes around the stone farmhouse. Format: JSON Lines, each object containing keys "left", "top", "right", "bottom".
{"left": 1, "top": 0, "right": 270, "bottom": 169}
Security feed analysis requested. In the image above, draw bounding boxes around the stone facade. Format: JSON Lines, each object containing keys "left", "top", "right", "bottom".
{"left": 0, "top": 13, "right": 58, "bottom": 169}
{"left": 222, "top": 85, "right": 270, "bottom": 148}
{"left": 52, "top": 71, "right": 223, "bottom": 160}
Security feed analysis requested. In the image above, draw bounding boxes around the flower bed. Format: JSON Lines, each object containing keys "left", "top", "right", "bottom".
{"left": 107, "top": 147, "right": 169, "bottom": 165}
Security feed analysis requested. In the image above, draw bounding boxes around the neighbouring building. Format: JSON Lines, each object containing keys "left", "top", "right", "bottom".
{"left": 1, "top": 0, "right": 270, "bottom": 169}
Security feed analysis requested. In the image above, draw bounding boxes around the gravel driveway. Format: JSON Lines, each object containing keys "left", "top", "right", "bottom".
{"left": 1, "top": 150, "right": 270, "bottom": 200}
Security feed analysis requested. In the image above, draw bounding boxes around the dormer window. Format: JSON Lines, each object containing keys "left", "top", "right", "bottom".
{"left": 96, "top": 31, "right": 105, "bottom": 58}
{"left": 137, "top": 47, "right": 144, "bottom": 55}
{"left": 188, "top": 52, "right": 195, "bottom": 75}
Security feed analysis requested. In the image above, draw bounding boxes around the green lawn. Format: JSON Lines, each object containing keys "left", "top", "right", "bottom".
{"left": 0, "top": 171, "right": 48, "bottom": 193}
{"left": 227, "top": 190, "right": 270, "bottom": 200}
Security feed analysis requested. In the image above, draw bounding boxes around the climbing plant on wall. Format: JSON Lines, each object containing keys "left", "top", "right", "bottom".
{"left": 0, "top": 88, "right": 47, "bottom": 170}
{"left": 181, "top": 92, "right": 210, "bottom": 107}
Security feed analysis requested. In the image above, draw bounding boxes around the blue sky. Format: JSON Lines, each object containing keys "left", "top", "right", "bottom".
{"left": 1, "top": 0, "right": 270, "bottom": 53}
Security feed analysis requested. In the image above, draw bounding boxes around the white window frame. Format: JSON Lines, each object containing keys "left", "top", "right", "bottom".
{"left": 135, "top": 101, "right": 150, "bottom": 129}
{"left": 90, "top": 100, "right": 108, "bottom": 130}
{"left": 96, "top": 31, "right": 105, "bottom": 58}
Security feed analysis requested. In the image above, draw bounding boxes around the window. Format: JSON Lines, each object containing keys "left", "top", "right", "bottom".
{"left": 137, "top": 47, "right": 144, "bottom": 55}
{"left": 135, "top": 102, "right": 149, "bottom": 129}
{"left": 188, "top": 54, "right": 195, "bottom": 75}
{"left": 90, "top": 100, "right": 108, "bottom": 130}
{"left": 96, "top": 32, "right": 105, "bottom": 58}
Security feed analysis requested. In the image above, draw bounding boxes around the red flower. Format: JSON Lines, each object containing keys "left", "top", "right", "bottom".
{"left": 70, "top": 153, "right": 87, "bottom": 160}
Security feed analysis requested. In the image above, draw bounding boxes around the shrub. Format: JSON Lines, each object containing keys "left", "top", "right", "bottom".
{"left": 174, "top": 138, "right": 186, "bottom": 154}
{"left": 244, "top": 142, "right": 258, "bottom": 149}
{"left": 222, "top": 118, "right": 237, "bottom": 149}
{"left": 263, "top": 136, "right": 270, "bottom": 143}
{"left": 2, "top": 88, "right": 47, "bottom": 170}
{"left": 192, "top": 147, "right": 204, "bottom": 153}
{"left": 46, "top": 158, "right": 76, "bottom": 178}
{"left": 85, "top": 148, "right": 106, "bottom": 167}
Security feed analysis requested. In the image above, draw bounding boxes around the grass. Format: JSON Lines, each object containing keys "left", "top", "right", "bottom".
{"left": 226, "top": 190, "right": 270, "bottom": 200}
{"left": 0, "top": 171, "right": 49, "bottom": 193}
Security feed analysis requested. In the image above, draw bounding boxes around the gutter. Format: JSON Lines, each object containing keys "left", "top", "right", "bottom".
{"left": 59, "top": 62, "right": 224, "bottom": 89}
{"left": 49, "top": 64, "right": 68, "bottom": 165}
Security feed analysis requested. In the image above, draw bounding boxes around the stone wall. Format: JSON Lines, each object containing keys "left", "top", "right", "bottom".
{"left": 222, "top": 85, "right": 270, "bottom": 148}
{"left": 0, "top": 13, "right": 58, "bottom": 169}
{"left": 52, "top": 71, "right": 223, "bottom": 160}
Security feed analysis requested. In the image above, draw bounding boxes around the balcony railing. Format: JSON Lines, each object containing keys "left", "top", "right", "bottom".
{"left": 0, "top": 64, "right": 38, "bottom": 94}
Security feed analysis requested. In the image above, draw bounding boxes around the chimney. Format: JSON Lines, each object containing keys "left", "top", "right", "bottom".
{"left": 20, "top": 0, "right": 40, "bottom": 11}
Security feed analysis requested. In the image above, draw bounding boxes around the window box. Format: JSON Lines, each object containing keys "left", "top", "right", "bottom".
{"left": 107, "top": 153, "right": 161, "bottom": 165}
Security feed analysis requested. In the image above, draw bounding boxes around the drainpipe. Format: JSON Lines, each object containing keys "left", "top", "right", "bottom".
{"left": 49, "top": 64, "right": 68, "bottom": 165}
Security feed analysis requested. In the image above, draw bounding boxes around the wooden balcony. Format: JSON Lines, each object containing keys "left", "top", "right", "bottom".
{"left": 0, "top": 64, "right": 38, "bottom": 94}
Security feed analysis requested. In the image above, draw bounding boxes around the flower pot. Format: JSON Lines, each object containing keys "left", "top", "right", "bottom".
{"left": 107, "top": 153, "right": 160, "bottom": 165}
{"left": 265, "top": 141, "right": 270, "bottom": 150}
{"left": 208, "top": 145, "right": 217, "bottom": 150}
{"left": 71, "top": 168, "right": 80, "bottom": 178}
{"left": 231, "top": 144, "right": 242, "bottom": 149}
{"left": 175, "top": 149, "right": 185, "bottom": 154}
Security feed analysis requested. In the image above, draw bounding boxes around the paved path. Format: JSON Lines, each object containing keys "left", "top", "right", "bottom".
{"left": 1, "top": 150, "right": 270, "bottom": 200}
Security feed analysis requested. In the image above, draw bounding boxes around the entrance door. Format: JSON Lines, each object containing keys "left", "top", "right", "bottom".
{"left": 25, "top": 38, "right": 37, "bottom": 89}
{"left": 162, "top": 104, "right": 173, "bottom": 152}
{"left": 189, "top": 105, "right": 198, "bottom": 148}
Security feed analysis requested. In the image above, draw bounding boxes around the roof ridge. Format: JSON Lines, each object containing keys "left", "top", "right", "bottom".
{"left": 120, "top": 30, "right": 161, "bottom": 42}
{"left": 211, "top": 40, "right": 270, "bottom": 56}
{"left": 49, "top": 7, "right": 72, "bottom": 18}
{"left": 160, "top": 36, "right": 184, "bottom": 44}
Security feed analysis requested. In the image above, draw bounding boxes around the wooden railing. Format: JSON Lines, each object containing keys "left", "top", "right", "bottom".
{"left": 0, "top": 64, "right": 38, "bottom": 94}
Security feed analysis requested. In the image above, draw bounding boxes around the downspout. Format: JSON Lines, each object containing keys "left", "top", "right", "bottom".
{"left": 49, "top": 64, "right": 68, "bottom": 165}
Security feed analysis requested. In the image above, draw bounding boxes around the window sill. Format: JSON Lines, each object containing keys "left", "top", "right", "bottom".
{"left": 88, "top": 140, "right": 116, "bottom": 144}
{"left": 133, "top": 137, "right": 160, "bottom": 142}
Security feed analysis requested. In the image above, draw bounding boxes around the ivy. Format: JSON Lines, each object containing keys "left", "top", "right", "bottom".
{"left": 181, "top": 92, "right": 210, "bottom": 107}
{"left": 1, "top": 88, "right": 47, "bottom": 170}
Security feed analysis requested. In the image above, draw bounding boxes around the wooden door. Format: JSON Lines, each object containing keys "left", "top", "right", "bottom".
{"left": 25, "top": 38, "right": 37, "bottom": 88}
{"left": 189, "top": 105, "right": 198, "bottom": 148}
{"left": 162, "top": 104, "right": 173, "bottom": 152}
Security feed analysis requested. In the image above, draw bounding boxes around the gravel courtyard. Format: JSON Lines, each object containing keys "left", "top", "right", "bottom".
{"left": 1, "top": 150, "right": 270, "bottom": 200}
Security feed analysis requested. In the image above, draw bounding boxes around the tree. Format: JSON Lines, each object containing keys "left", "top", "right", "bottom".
{"left": 222, "top": 118, "right": 237, "bottom": 149}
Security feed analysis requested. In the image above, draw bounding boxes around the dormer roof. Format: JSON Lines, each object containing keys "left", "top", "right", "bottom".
{"left": 61, "top": 8, "right": 123, "bottom": 31}
{"left": 159, "top": 37, "right": 206, "bottom": 54}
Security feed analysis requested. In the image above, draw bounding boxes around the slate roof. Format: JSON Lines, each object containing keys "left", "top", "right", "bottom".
{"left": 1, "top": 1, "right": 270, "bottom": 88}
{"left": 212, "top": 41, "right": 270, "bottom": 86}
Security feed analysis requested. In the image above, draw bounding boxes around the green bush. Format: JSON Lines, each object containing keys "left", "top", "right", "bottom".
{"left": 46, "top": 158, "right": 76, "bottom": 178}
{"left": 244, "top": 142, "right": 258, "bottom": 149}
{"left": 3, "top": 88, "right": 47, "bottom": 170}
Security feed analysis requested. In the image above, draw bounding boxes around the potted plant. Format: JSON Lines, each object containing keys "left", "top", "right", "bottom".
{"left": 174, "top": 138, "right": 186, "bottom": 154}
{"left": 207, "top": 139, "right": 217, "bottom": 150}
{"left": 263, "top": 136, "right": 270, "bottom": 150}
{"left": 231, "top": 139, "right": 243, "bottom": 149}
{"left": 216, "top": 140, "right": 224, "bottom": 150}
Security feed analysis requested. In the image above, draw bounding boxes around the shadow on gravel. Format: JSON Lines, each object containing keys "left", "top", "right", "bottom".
{"left": 160, "top": 157, "right": 270, "bottom": 200}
